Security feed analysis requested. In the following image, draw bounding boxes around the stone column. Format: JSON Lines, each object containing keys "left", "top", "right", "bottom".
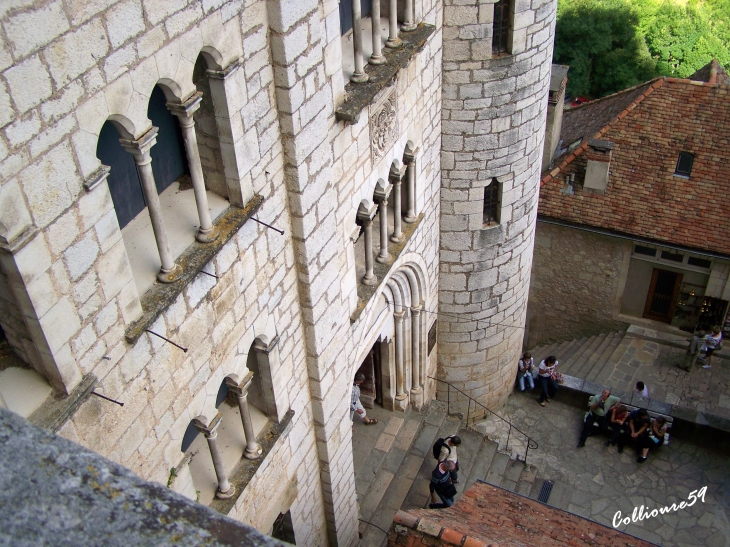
{"left": 369, "top": 0, "right": 386, "bottom": 65}
{"left": 225, "top": 373, "right": 263, "bottom": 460}
{"left": 351, "top": 0, "right": 369, "bottom": 82}
{"left": 394, "top": 311, "right": 407, "bottom": 404}
{"left": 167, "top": 92, "right": 219, "bottom": 243}
{"left": 120, "top": 128, "right": 182, "bottom": 283}
{"left": 373, "top": 179, "right": 392, "bottom": 263}
{"left": 403, "top": 141, "right": 419, "bottom": 223}
{"left": 192, "top": 414, "right": 235, "bottom": 499}
{"left": 389, "top": 159, "right": 406, "bottom": 243}
{"left": 385, "top": 0, "right": 402, "bottom": 49}
{"left": 357, "top": 200, "right": 378, "bottom": 286}
{"left": 402, "top": 0, "right": 417, "bottom": 31}
{"left": 410, "top": 306, "right": 422, "bottom": 400}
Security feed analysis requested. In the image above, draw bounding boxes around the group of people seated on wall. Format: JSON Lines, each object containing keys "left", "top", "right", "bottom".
{"left": 576, "top": 389, "right": 669, "bottom": 463}
{"left": 515, "top": 352, "right": 562, "bottom": 407}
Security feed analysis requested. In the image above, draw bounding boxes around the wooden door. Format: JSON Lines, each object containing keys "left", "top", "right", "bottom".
{"left": 643, "top": 268, "right": 683, "bottom": 323}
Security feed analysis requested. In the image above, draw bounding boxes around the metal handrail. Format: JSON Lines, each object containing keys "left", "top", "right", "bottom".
{"left": 428, "top": 376, "right": 538, "bottom": 464}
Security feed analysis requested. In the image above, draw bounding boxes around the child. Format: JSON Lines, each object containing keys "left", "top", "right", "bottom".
{"left": 701, "top": 326, "right": 723, "bottom": 369}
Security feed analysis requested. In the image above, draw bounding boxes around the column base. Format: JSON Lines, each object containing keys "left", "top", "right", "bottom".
{"left": 244, "top": 444, "right": 263, "bottom": 460}
{"left": 389, "top": 234, "right": 404, "bottom": 244}
{"left": 369, "top": 54, "right": 386, "bottom": 66}
{"left": 362, "top": 274, "right": 377, "bottom": 286}
{"left": 410, "top": 387, "right": 423, "bottom": 410}
{"left": 376, "top": 253, "right": 392, "bottom": 264}
{"left": 394, "top": 394, "right": 409, "bottom": 412}
{"left": 196, "top": 226, "right": 220, "bottom": 243}
{"left": 351, "top": 72, "right": 369, "bottom": 83}
{"left": 215, "top": 485, "right": 236, "bottom": 499}
{"left": 385, "top": 38, "right": 403, "bottom": 49}
{"left": 157, "top": 264, "right": 183, "bottom": 284}
{"left": 404, "top": 215, "right": 417, "bottom": 223}
{"left": 401, "top": 22, "right": 417, "bottom": 32}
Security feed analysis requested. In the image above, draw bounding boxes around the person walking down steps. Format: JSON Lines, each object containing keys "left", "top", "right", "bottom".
{"left": 429, "top": 460, "right": 457, "bottom": 509}
{"left": 434, "top": 435, "right": 462, "bottom": 483}
{"left": 350, "top": 373, "right": 378, "bottom": 425}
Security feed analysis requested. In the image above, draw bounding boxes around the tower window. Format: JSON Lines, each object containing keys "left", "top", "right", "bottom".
{"left": 483, "top": 178, "right": 501, "bottom": 227}
{"left": 675, "top": 152, "right": 694, "bottom": 177}
{"left": 492, "top": 0, "right": 510, "bottom": 55}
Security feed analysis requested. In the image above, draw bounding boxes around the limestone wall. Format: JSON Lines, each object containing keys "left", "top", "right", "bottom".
{"left": 527, "top": 222, "right": 631, "bottom": 348}
{"left": 438, "top": 0, "right": 556, "bottom": 412}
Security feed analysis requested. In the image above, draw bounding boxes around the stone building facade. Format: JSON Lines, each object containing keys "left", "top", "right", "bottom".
{"left": 0, "top": 0, "right": 555, "bottom": 546}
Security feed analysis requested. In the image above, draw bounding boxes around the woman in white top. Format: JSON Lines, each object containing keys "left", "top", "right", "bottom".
{"left": 701, "top": 326, "right": 723, "bottom": 369}
{"left": 538, "top": 355, "right": 559, "bottom": 406}
{"left": 517, "top": 352, "right": 535, "bottom": 392}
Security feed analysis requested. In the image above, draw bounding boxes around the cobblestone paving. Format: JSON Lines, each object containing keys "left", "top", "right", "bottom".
{"left": 478, "top": 391, "right": 730, "bottom": 547}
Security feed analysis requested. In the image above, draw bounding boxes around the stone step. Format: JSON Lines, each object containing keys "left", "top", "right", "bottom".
{"left": 499, "top": 458, "right": 525, "bottom": 492}
{"left": 588, "top": 333, "right": 631, "bottom": 384}
{"left": 484, "top": 451, "right": 510, "bottom": 486}
{"left": 562, "top": 334, "right": 605, "bottom": 376}
{"left": 462, "top": 436, "right": 498, "bottom": 489}
{"left": 583, "top": 332, "right": 626, "bottom": 384}
{"left": 559, "top": 336, "right": 590, "bottom": 365}
{"left": 531, "top": 342, "right": 558, "bottom": 366}
{"left": 515, "top": 464, "right": 538, "bottom": 496}
{"left": 570, "top": 332, "right": 614, "bottom": 379}
{"left": 450, "top": 427, "right": 486, "bottom": 492}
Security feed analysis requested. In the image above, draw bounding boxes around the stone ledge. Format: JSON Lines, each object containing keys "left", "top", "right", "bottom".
{"left": 350, "top": 213, "right": 424, "bottom": 323}
{"left": 125, "top": 195, "right": 264, "bottom": 344}
{"left": 209, "top": 409, "right": 294, "bottom": 517}
{"left": 28, "top": 374, "right": 96, "bottom": 433}
{"left": 335, "top": 24, "right": 436, "bottom": 124}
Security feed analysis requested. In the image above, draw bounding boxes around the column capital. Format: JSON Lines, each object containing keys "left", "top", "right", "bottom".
{"left": 404, "top": 140, "right": 419, "bottom": 164}
{"left": 84, "top": 165, "right": 111, "bottom": 192}
{"left": 192, "top": 413, "right": 223, "bottom": 437}
{"left": 253, "top": 334, "right": 280, "bottom": 355}
{"left": 119, "top": 127, "right": 158, "bottom": 160}
{"left": 374, "top": 178, "right": 393, "bottom": 202}
{"left": 389, "top": 159, "right": 406, "bottom": 184}
{"left": 357, "top": 199, "right": 377, "bottom": 222}
{"left": 225, "top": 371, "right": 254, "bottom": 396}
{"left": 206, "top": 58, "right": 242, "bottom": 80}
{"left": 411, "top": 305, "right": 422, "bottom": 316}
{"left": 394, "top": 310, "right": 405, "bottom": 322}
{"left": 166, "top": 91, "right": 203, "bottom": 121}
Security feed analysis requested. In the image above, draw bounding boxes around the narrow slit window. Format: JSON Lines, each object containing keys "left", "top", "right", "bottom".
{"left": 483, "top": 178, "right": 501, "bottom": 226}
{"left": 675, "top": 152, "right": 694, "bottom": 176}
{"left": 492, "top": 0, "right": 510, "bottom": 55}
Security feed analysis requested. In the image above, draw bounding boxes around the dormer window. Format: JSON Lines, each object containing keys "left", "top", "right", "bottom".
{"left": 675, "top": 152, "right": 694, "bottom": 177}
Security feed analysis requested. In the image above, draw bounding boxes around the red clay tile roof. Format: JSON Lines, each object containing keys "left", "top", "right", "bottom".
{"left": 540, "top": 76, "right": 730, "bottom": 256}
{"left": 689, "top": 59, "right": 729, "bottom": 86}
{"left": 389, "top": 482, "right": 657, "bottom": 547}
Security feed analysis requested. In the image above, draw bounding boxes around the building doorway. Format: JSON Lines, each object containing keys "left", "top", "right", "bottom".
{"left": 643, "top": 268, "right": 683, "bottom": 323}
{"left": 355, "top": 341, "right": 382, "bottom": 408}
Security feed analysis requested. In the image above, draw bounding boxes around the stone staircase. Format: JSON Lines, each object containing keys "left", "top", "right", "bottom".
{"left": 529, "top": 329, "right": 629, "bottom": 385}
{"left": 357, "top": 402, "right": 542, "bottom": 547}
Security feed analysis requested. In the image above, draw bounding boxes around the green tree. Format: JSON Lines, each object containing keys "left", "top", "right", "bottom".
{"left": 554, "top": 0, "right": 656, "bottom": 98}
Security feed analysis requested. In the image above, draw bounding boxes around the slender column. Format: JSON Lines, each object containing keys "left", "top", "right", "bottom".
{"left": 410, "top": 306, "right": 422, "bottom": 395}
{"left": 394, "top": 311, "right": 406, "bottom": 400}
{"left": 369, "top": 0, "right": 386, "bottom": 65}
{"left": 385, "top": 0, "right": 402, "bottom": 49}
{"left": 389, "top": 159, "right": 406, "bottom": 243}
{"left": 351, "top": 0, "right": 369, "bottom": 83}
{"left": 225, "top": 373, "right": 263, "bottom": 459}
{"left": 357, "top": 200, "right": 378, "bottom": 286}
{"left": 403, "top": 141, "right": 419, "bottom": 223}
{"left": 120, "top": 128, "right": 182, "bottom": 283}
{"left": 402, "top": 0, "right": 417, "bottom": 31}
{"left": 373, "top": 179, "right": 392, "bottom": 263}
{"left": 192, "top": 414, "right": 235, "bottom": 499}
{"left": 167, "top": 92, "right": 219, "bottom": 243}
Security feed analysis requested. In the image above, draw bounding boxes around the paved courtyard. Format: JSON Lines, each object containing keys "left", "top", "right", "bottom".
{"left": 478, "top": 389, "right": 730, "bottom": 547}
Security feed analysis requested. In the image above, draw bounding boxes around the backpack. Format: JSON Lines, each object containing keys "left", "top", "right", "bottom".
{"left": 432, "top": 437, "right": 452, "bottom": 459}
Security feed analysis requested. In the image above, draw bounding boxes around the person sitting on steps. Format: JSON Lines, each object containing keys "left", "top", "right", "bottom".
{"left": 538, "top": 356, "right": 559, "bottom": 407}
{"left": 636, "top": 416, "right": 668, "bottom": 463}
{"left": 577, "top": 388, "right": 620, "bottom": 448}
{"left": 517, "top": 352, "right": 535, "bottom": 392}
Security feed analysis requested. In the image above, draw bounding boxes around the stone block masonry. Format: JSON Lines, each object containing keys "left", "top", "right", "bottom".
{"left": 438, "top": 0, "right": 557, "bottom": 412}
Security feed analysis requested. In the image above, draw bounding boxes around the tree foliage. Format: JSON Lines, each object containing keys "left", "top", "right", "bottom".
{"left": 555, "top": 0, "right": 730, "bottom": 98}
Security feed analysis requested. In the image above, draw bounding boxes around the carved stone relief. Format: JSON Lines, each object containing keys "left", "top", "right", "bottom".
{"left": 369, "top": 88, "right": 398, "bottom": 161}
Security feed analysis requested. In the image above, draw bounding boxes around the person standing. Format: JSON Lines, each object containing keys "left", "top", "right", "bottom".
{"left": 517, "top": 352, "right": 535, "bottom": 392}
{"left": 681, "top": 330, "right": 704, "bottom": 372}
{"left": 437, "top": 436, "right": 462, "bottom": 483}
{"left": 635, "top": 381, "right": 649, "bottom": 398}
{"left": 350, "top": 373, "right": 378, "bottom": 425}
{"left": 577, "top": 389, "right": 620, "bottom": 447}
{"left": 429, "top": 460, "right": 457, "bottom": 508}
{"left": 701, "top": 326, "right": 723, "bottom": 369}
{"left": 538, "top": 356, "right": 559, "bottom": 407}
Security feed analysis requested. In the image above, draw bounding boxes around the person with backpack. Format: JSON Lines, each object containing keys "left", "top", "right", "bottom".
{"left": 429, "top": 460, "right": 457, "bottom": 508}
{"left": 433, "top": 435, "right": 461, "bottom": 483}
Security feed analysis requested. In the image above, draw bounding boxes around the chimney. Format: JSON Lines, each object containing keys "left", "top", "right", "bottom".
{"left": 542, "top": 64, "right": 569, "bottom": 172}
{"left": 583, "top": 139, "right": 614, "bottom": 194}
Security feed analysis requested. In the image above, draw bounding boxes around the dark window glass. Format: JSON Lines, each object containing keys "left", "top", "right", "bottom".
{"left": 147, "top": 85, "right": 188, "bottom": 194}
{"left": 661, "top": 251, "right": 684, "bottom": 262}
{"left": 483, "top": 178, "right": 501, "bottom": 226}
{"left": 428, "top": 322, "right": 437, "bottom": 355}
{"left": 675, "top": 152, "right": 694, "bottom": 176}
{"left": 687, "top": 257, "right": 712, "bottom": 269}
{"left": 634, "top": 245, "right": 656, "bottom": 257}
{"left": 492, "top": 0, "right": 510, "bottom": 54}
{"left": 339, "top": 0, "right": 372, "bottom": 35}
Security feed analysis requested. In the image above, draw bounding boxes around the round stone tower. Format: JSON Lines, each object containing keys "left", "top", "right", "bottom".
{"left": 438, "top": 0, "right": 557, "bottom": 412}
